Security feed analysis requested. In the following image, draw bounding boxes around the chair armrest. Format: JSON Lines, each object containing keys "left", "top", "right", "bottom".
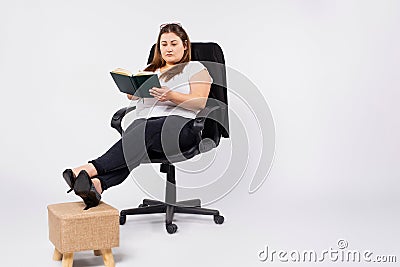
{"left": 111, "top": 106, "right": 136, "bottom": 135}
{"left": 112, "top": 105, "right": 219, "bottom": 135}
{"left": 192, "top": 105, "right": 220, "bottom": 133}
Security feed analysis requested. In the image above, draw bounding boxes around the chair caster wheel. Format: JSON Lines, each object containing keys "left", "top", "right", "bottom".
{"left": 119, "top": 215, "right": 126, "bottom": 225}
{"left": 138, "top": 204, "right": 148, "bottom": 208}
{"left": 214, "top": 215, "right": 224, "bottom": 224}
{"left": 166, "top": 223, "right": 178, "bottom": 234}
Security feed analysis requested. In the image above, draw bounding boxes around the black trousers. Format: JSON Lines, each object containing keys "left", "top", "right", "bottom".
{"left": 89, "top": 115, "right": 200, "bottom": 191}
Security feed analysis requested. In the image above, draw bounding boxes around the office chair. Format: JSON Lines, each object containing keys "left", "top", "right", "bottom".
{"left": 111, "top": 42, "right": 229, "bottom": 234}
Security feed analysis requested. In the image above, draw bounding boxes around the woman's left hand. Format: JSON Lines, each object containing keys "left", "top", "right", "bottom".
{"left": 149, "top": 86, "right": 172, "bottom": 102}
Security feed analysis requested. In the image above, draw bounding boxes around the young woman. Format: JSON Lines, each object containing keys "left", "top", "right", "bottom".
{"left": 63, "top": 23, "right": 213, "bottom": 209}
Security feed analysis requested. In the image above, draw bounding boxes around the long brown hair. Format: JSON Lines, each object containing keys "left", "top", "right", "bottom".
{"left": 144, "top": 23, "right": 191, "bottom": 82}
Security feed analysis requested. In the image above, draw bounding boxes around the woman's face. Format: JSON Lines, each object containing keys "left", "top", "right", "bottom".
{"left": 160, "top": 32, "right": 186, "bottom": 65}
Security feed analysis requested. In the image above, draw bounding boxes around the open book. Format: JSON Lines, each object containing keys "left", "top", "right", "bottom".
{"left": 110, "top": 68, "right": 161, "bottom": 98}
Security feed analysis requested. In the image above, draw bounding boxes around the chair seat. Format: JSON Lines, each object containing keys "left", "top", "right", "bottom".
{"left": 143, "top": 136, "right": 218, "bottom": 164}
{"left": 144, "top": 145, "right": 201, "bottom": 164}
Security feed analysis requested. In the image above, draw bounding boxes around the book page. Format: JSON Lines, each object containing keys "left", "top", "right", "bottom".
{"left": 134, "top": 71, "right": 155, "bottom": 76}
{"left": 111, "top": 68, "right": 132, "bottom": 76}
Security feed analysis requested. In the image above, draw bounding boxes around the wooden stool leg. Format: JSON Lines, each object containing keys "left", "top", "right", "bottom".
{"left": 53, "top": 248, "right": 63, "bottom": 261}
{"left": 62, "top": 252, "right": 74, "bottom": 267}
{"left": 101, "top": 249, "right": 115, "bottom": 267}
{"left": 94, "top": 249, "right": 102, "bottom": 256}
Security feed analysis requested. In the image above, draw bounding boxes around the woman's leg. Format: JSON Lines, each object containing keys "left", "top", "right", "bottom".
{"left": 68, "top": 115, "right": 199, "bottom": 193}
{"left": 97, "top": 116, "right": 198, "bottom": 191}
{"left": 70, "top": 118, "right": 147, "bottom": 178}
{"left": 149, "top": 115, "right": 200, "bottom": 155}
{"left": 94, "top": 167, "right": 131, "bottom": 192}
{"left": 85, "top": 117, "right": 167, "bottom": 192}
{"left": 87, "top": 116, "right": 197, "bottom": 191}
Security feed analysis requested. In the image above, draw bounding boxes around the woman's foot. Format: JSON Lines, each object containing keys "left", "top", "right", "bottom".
{"left": 62, "top": 163, "right": 98, "bottom": 193}
{"left": 71, "top": 163, "right": 98, "bottom": 178}
{"left": 91, "top": 178, "right": 103, "bottom": 195}
{"left": 74, "top": 170, "right": 102, "bottom": 210}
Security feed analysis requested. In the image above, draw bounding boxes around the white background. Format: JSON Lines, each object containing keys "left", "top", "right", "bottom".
{"left": 1, "top": 0, "right": 399, "bottom": 266}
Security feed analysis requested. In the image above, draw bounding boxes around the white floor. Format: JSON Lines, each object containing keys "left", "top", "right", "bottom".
{"left": 2, "top": 173, "right": 399, "bottom": 267}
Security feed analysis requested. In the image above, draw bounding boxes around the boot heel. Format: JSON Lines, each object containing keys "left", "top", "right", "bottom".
{"left": 62, "top": 169, "right": 76, "bottom": 193}
{"left": 73, "top": 170, "right": 101, "bottom": 210}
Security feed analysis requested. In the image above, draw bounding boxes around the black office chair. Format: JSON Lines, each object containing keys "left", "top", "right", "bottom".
{"left": 111, "top": 42, "right": 229, "bottom": 234}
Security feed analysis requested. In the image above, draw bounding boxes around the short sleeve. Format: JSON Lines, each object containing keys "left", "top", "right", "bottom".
{"left": 188, "top": 61, "right": 213, "bottom": 83}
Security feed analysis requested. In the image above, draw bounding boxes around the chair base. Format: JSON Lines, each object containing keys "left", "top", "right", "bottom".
{"left": 119, "top": 163, "right": 225, "bottom": 234}
{"left": 119, "top": 198, "right": 224, "bottom": 234}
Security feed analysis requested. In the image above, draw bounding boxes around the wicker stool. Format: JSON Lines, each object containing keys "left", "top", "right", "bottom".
{"left": 47, "top": 201, "right": 119, "bottom": 267}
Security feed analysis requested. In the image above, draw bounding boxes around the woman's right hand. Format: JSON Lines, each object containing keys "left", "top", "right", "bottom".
{"left": 127, "top": 94, "right": 140, "bottom": 100}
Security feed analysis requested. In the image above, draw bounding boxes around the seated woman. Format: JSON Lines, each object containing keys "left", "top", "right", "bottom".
{"left": 62, "top": 23, "right": 213, "bottom": 209}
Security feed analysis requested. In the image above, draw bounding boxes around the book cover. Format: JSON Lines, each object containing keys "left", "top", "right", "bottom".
{"left": 110, "top": 69, "right": 161, "bottom": 98}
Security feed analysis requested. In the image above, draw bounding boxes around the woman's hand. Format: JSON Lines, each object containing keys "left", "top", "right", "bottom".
{"left": 127, "top": 94, "right": 139, "bottom": 100}
{"left": 149, "top": 86, "right": 172, "bottom": 102}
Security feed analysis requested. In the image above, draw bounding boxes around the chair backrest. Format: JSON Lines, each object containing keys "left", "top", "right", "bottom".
{"left": 147, "top": 42, "right": 230, "bottom": 146}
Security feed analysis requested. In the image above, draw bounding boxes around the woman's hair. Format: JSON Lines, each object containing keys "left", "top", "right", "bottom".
{"left": 144, "top": 23, "right": 191, "bottom": 82}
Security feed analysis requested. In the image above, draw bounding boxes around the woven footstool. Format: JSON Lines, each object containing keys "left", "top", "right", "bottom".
{"left": 47, "top": 201, "right": 119, "bottom": 267}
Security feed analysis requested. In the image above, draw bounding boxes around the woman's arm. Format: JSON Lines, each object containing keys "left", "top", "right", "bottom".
{"left": 149, "top": 69, "right": 211, "bottom": 112}
{"left": 127, "top": 94, "right": 140, "bottom": 100}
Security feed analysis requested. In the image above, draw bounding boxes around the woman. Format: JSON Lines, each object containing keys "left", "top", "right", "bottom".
{"left": 63, "top": 23, "right": 213, "bottom": 210}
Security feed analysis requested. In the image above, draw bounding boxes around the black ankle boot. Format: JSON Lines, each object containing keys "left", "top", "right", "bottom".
{"left": 73, "top": 170, "right": 101, "bottom": 210}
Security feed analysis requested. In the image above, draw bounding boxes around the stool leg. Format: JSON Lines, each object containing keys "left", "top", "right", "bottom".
{"left": 101, "top": 249, "right": 115, "bottom": 267}
{"left": 94, "top": 250, "right": 102, "bottom": 256}
{"left": 62, "top": 252, "right": 74, "bottom": 267}
{"left": 53, "top": 248, "right": 63, "bottom": 261}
